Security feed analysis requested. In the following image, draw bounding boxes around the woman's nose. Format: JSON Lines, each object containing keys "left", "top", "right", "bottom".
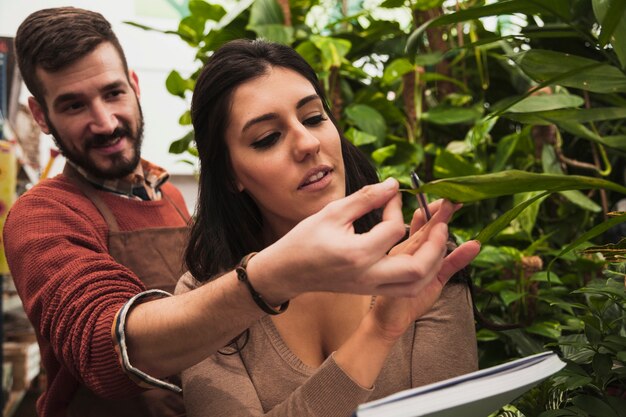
{"left": 292, "top": 125, "right": 321, "bottom": 161}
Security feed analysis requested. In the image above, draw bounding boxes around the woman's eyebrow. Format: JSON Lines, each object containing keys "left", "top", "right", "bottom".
{"left": 241, "top": 94, "right": 321, "bottom": 133}
{"left": 296, "top": 94, "right": 320, "bottom": 109}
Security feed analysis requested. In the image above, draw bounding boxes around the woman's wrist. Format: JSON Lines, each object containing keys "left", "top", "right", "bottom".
{"left": 243, "top": 249, "right": 296, "bottom": 307}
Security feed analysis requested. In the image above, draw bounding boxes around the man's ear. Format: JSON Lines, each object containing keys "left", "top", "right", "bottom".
{"left": 129, "top": 69, "right": 140, "bottom": 99}
{"left": 28, "top": 97, "right": 51, "bottom": 134}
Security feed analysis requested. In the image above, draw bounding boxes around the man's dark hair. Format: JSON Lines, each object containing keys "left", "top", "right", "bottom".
{"left": 15, "top": 7, "right": 129, "bottom": 108}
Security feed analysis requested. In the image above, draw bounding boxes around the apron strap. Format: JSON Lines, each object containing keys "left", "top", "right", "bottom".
{"left": 162, "top": 191, "right": 191, "bottom": 223}
{"left": 63, "top": 164, "right": 121, "bottom": 233}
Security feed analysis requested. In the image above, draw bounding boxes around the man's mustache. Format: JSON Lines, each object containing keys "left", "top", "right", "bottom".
{"left": 86, "top": 126, "right": 132, "bottom": 149}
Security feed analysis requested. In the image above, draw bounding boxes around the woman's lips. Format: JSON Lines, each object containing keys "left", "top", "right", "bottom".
{"left": 298, "top": 167, "right": 333, "bottom": 190}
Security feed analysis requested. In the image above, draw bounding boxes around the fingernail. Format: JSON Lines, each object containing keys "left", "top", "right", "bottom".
{"left": 381, "top": 177, "right": 397, "bottom": 189}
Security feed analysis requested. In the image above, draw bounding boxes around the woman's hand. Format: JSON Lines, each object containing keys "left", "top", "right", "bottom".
{"left": 370, "top": 200, "right": 481, "bottom": 342}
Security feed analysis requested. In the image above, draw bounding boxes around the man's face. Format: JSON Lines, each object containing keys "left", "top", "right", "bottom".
{"left": 29, "top": 42, "right": 144, "bottom": 179}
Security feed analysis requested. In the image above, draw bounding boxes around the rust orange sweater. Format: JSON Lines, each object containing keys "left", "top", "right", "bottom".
{"left": 3, "top": 173, "right": 189, "bottom": 417}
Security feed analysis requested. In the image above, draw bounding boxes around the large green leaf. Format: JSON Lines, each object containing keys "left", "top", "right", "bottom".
{"left": 345, "top": 104, "right": 387, "bottom": 143}
{"left": 474, "top": 192, "right": 549, "bottom": 243}
{"left": 422, "top": 106, "right": 483, "bottom": 125}
{"left": 415, "top": 170, "right": 626, "bottom": 202}
{"left": 433, "top": 150, "right": 482, "bottom": 179}
{"left": 503, "top": 107, "right": 626, "bottom": 124}
{"left": 506, "top": 94, "right": 584, "bottom": 113}
{"left": 515, "top": 49, "right": 626, "bottom": 93}
{"left": 551, "top": 120, "right": 626, "bottom": 152}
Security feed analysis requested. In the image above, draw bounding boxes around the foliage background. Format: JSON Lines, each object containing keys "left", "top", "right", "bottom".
{"left": 129, "top": 0, "right": 626, "bottom": 415}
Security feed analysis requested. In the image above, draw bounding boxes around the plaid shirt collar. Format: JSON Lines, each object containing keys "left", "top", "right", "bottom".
{"left": 67, "top": 159, "right": 170, "bottom": 201}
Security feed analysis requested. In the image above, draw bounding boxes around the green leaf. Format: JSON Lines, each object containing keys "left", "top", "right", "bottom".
{"left": 433, "top": 151, "right": 482, "bottom": 179}
{"left": 500, "top": 290, "right": 525, "bottom": 307}
{"left": 531, "top": 271, "right": 563, "bottom": 284}
{"left": 491, "top": 132, "right": 522, "bottom": 172}
{"left": 422, "top": 106, "right": 483, "bottom": 125}
{"left": 415, "top": 170, "right": 626, "bottom": 203}
{"left": 550, "top": 120, "right": 626, "bottom": 152}
{"left": 506, "top": 94, "right": 584, "bottom": 113}
{"left": 165, "top": 70, "right": 190, "bottom": 98}
{"left": 476, "top": 328, "right": 500, "bottom": 342}
{"left": 503, "top": 107, "right": 626, "bottom": 125}
{"left": 310, "top": 36, "right": 351, "bottom": 70}
{"left": 382, "top": 58, "right": 414, "bottom": 86}
{"left": 344, "top": 128, "right": 378, "bottom": 146}
{"left": 515, "top": 49, "right": 626, "bottom": 93}
{"left": 414, "top": 52, "right": 445, "bottom": 67}
{"left": 178, "top": 110, "right": 192, "bottom": 126}
{"left": 169, "top": 130, "right": 194, "bottom": 154}
{"left": 475, "top": 192, "right": 548, "bottom": 243}
{"left": 371, "top": 145, "right": 397, "bottom": 165}
{"left": 526, "top": 321, "right": 562, "bottom": 339}
{"left": 345, "top": 104, "right": 387, "bottom": 142}
{"left": 189, "top": 0, "right": 227, "bottom": 21}
{"left": 571, "top": 395, "right": 619, "bottom": 417}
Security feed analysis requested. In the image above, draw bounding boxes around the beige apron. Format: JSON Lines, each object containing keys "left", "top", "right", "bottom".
{"left": 64, "top": 164, "right": 188, "bottom": 417}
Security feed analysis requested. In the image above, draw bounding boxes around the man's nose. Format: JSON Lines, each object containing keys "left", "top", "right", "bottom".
{"left": 89, "top": 101, "right": 117, "bottom": 134}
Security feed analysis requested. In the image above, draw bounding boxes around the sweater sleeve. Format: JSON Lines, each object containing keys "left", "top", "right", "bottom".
{"left": 3, "top": 191, "right": 147, "bottom": 399}
{"left": 410, "top": 282, "right": 478, "bottom": 386}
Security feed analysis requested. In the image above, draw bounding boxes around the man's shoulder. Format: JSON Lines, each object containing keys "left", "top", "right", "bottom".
{"left": 9, "top": 174, "right": 91, "bottom": 218}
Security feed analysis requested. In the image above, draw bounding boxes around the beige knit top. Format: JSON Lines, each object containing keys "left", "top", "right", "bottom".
{"left": 176, "top": 274, "right": 478, "bottom": 417}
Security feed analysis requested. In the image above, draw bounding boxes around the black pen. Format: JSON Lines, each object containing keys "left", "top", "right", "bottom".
{"left": 410, "top": 171, "right": 431, "bottom": 221}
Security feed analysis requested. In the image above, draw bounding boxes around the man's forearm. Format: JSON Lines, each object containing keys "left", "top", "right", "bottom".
{"left": 124, "top": 271, "right": 267, "bottom": 378}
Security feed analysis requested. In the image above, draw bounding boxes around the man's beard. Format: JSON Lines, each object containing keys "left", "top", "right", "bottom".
{"left": 46, "top": 104, "right": 145, "bottom": 180}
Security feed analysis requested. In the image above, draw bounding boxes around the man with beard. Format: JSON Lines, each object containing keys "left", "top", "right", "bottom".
{"left": 3, "top": 6, "right": 479, "bottom": 417}
{"left": 3, "top": 7, "right": 191, "bottom": 417}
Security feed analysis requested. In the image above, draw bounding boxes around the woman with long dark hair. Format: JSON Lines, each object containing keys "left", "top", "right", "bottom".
{"left": 178, "top": 39, "right": 480, "bottom": 417}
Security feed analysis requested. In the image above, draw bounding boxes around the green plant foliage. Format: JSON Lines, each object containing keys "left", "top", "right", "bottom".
{"left": 128, "top": 0, "right": 626, "bottom": 413}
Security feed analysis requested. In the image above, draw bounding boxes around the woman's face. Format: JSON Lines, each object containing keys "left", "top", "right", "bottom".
{"left": 225, "top": 66, "right": 346, "bottom": 239}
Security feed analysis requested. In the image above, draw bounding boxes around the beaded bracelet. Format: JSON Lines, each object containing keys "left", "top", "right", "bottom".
{"left": 236, "top": 252, "right": 290, "bottom": 315}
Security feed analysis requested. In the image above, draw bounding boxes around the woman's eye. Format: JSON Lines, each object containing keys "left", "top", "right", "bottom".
{"left": 303, "top": 114, "right": 327, "bottom": 126}
{"left": 252, "top": 132, "right": 280, "bottom": 149}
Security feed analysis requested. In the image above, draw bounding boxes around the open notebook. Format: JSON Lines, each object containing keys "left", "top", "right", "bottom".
{"left": 354, "top": 351, "right": 566, "bottom": 417}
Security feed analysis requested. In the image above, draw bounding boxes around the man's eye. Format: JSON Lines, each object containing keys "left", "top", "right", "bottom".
{"left": 303, "top": 114, "right": 327, "bottom": 126}
{"left": 65, "top": 102, "right": 84, "bottom": 112}
{"left": 252, "top": 132, "right": 280, "bottom": 149}
{"left": 107, "top": 90, "right": 123, "bottom": 99}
